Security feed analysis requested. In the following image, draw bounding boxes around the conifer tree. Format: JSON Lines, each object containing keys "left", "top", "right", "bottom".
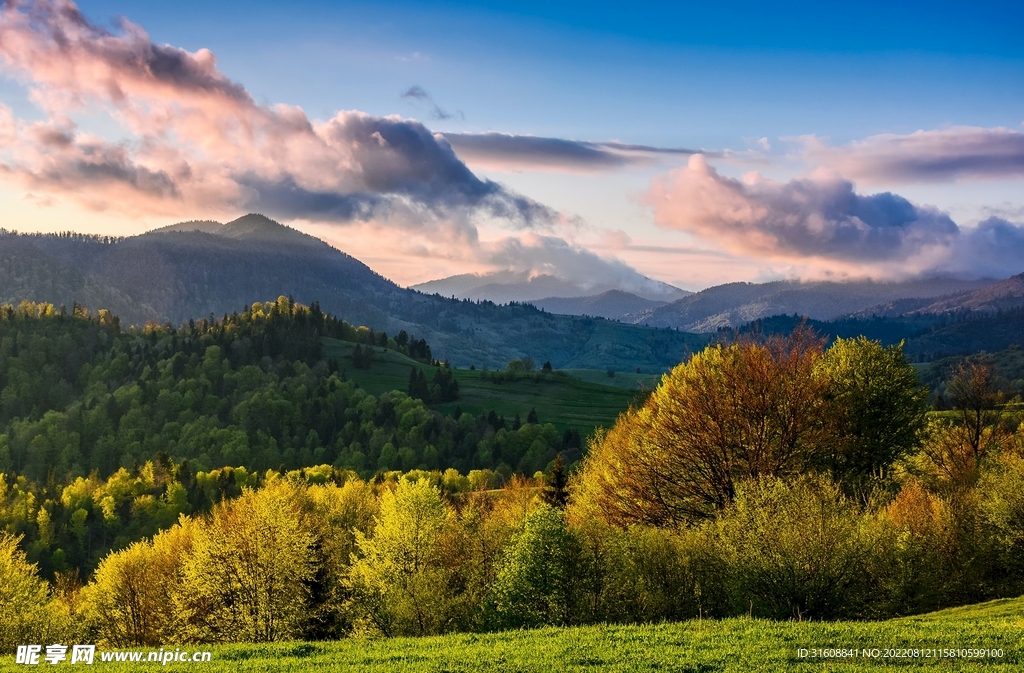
{"left": 543, "top": 453, "right": 569, "bottom": 508}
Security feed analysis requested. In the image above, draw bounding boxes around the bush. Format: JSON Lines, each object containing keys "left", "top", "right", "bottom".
{"left": 704, "top": 476, "right": 878, "bottom": 620}
{"left": 978, "top": 452, "right": 1024, "bottom": 594}
{"left": 575, "top": 521, "right": 706, "bottom": 624}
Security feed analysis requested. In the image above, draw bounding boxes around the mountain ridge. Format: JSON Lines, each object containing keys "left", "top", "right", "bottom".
{"left": 626, "top": 277, "right": 1001, "bottom": 332}
{"left": 3, "top": 214, "right": 1020, "bottom": 369}
{"left": 413, "top": 270, "right": 690, "bottom": 304}
{"left": 909, "top": 272, "right": 1024, "bottom": 315}
{"left": 530, "top": 290, "right": 668, "bottom": 320}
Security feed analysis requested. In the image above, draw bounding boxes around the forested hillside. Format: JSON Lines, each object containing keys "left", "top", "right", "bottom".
{"left": 0, "top": 297, "right": 589, "bottom": 584}
{"left": 0, "top": 298, "right": 590, "bottom": 481}
{"left": 727, "top": 308, "right": 1024, "bottom": 365}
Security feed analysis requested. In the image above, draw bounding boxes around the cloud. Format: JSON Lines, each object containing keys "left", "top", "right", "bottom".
{"left": 443, "top": 132, "right": 707, "bottom": 172}
{"left": 484, "top": 233, "right": 683, "bottom": 299}
{"left": 947, "top": 216, "right": 1024, "bottom": 278}
{"left": 647, "top": 155, "right": 1024, "bottom": 279}
{"left": 401, "top": 85, "right": 463, "bottom": 121}
{"left": 803, "top": 126, "right": 1024, "bottom": 184}
{"left": 0, "top": 0, "right": 553, "bottom": 226}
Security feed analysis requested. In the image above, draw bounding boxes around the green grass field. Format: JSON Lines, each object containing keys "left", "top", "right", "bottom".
{"left": 6, "top": 597, "right": 1021, "bottom": 672}
{"left": 559, "top": 369, "right": 663, "bottom": 391}
{"left": 323, "top": 339, "right": 646, "bottom": 434}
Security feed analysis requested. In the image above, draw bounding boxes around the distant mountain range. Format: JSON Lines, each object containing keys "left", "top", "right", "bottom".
{"left": 908, "top": 273, "right": 1024, "bottom": 315}
{"left": 4, "top": 213, "right": 1023, "bottom": 370}
{"left": 412, "top": 270, "right": 690, "bottom": 304}
{"left": 724, "top": 271, "right": 1024, "bottom": 363}
{"left": 530, "top": 291, "right": 669, "bottom": 321}
{"left": 0, "top": 215, "right": 703, "bottom": 371}
{"left": 621, "top": 277, "right": 1000, "bottom": 332}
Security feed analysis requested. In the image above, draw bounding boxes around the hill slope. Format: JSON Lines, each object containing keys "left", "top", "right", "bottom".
{"left": 324, "top": 338, "right": 645, "bottom": 436}
{"left": 911, "top": 272, "right": 1024, "bottom": 314}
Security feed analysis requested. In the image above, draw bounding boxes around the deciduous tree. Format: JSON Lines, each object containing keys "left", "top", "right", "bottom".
{"left": 574, "top": 329, "right": 829, "bottom": 525}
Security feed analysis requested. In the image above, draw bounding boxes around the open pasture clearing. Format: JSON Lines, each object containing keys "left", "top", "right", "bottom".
{"left": 11, "top": 597, "right": 1020, "bottom": 672}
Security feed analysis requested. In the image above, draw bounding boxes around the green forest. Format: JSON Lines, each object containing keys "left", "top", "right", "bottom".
{"left": 0, "top": 297, "right": 588, "bottom": 582}
{"left": 3, "top": 300, "right": 1024, "bottom": 657}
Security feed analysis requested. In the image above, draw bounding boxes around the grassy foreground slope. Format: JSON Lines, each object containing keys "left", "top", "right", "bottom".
{"left": 10, "top": 598, "right": 1020, "bottom": 672}
{"left": 324, "top": 339, "right": 645, "bottom": 433}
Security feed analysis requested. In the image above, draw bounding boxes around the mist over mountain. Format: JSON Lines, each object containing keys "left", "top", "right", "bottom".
{"left": 624, "top": 276, "right": 999, "bottom": 332}
{"left": 908, "top": 273, "right": 1024, "bottom": 315}
{"left": 412, "top": 270, "right": 690, "bottom": 304}
{"left": 530, "top": 291, "right": 669, "bottom": 320}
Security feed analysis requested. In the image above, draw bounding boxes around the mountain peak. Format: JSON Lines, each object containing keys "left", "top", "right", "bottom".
{"left": 221, "top": 214, "right": 304, "bottom": 242}
{"left": 223, "top": 213, "right": 283, "bottom": 232}
{"left": 147, "top": 214, "right": 323, "bottom": 247}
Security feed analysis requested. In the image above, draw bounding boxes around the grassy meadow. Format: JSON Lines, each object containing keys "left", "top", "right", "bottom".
{"left": 6, "top": 597, "right": 1020, "bottom": 672}
{"left": 323, "top": 338, "right": 647, "bottom": 433}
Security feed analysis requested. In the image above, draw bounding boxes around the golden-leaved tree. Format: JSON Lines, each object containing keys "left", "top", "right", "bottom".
{"left": 302, "top": 478, "right": 379, "bottom": 639}
{"left": 575, "top": 329, "right": 829, "bottom": 526}
{"left": 574, "top": 330, "right": 926, "bottom": 526}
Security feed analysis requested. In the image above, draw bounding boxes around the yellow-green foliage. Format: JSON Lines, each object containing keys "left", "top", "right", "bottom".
{"left": 0, "top": 533, "right": 73, "bottom": 654}
{"left": 347, "top": 478, "right": 456, "bottom": 637}
{"left": 80, "top": 518, "right": 197, "bottom": 646}
{"left": 302, "top": 478, "right": 379, "bottom": 638}
{"left": 178, "top": 479, "right": 316, "bottom": 643}
{"left": 701, "top": 476, "right": 879, "bottom": 620}
{"left": 11, "top": 430, "right": 1024, "bottom": 650}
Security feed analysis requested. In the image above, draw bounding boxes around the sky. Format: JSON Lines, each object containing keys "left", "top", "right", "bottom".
{"left": 1, "top": 0, "right": 1023, "bottom": 291}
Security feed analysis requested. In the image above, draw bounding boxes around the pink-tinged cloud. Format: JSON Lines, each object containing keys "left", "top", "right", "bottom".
{"left": 804, "top": 126, "right": 1024, "bottom": 184}
{"left": 0, "top": 0, "right": 555, "bottom": 225}
{"left": 647, "top": 155, "right": 1024, "bottom": 279}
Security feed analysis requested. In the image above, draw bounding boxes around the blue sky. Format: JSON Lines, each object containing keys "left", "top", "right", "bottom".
{"left": 73, "top": 0, "right": 1024, "bottom": 142}
{"left": 2, "top": 0, "right": 1023, "bottom": 290}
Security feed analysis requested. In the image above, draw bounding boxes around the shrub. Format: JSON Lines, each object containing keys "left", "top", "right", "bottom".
{"left": 489, "top": 505, "right": 582, "bottom": 629}
{"left": 705, "top": 476, "right": 878, "bottom": 620}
